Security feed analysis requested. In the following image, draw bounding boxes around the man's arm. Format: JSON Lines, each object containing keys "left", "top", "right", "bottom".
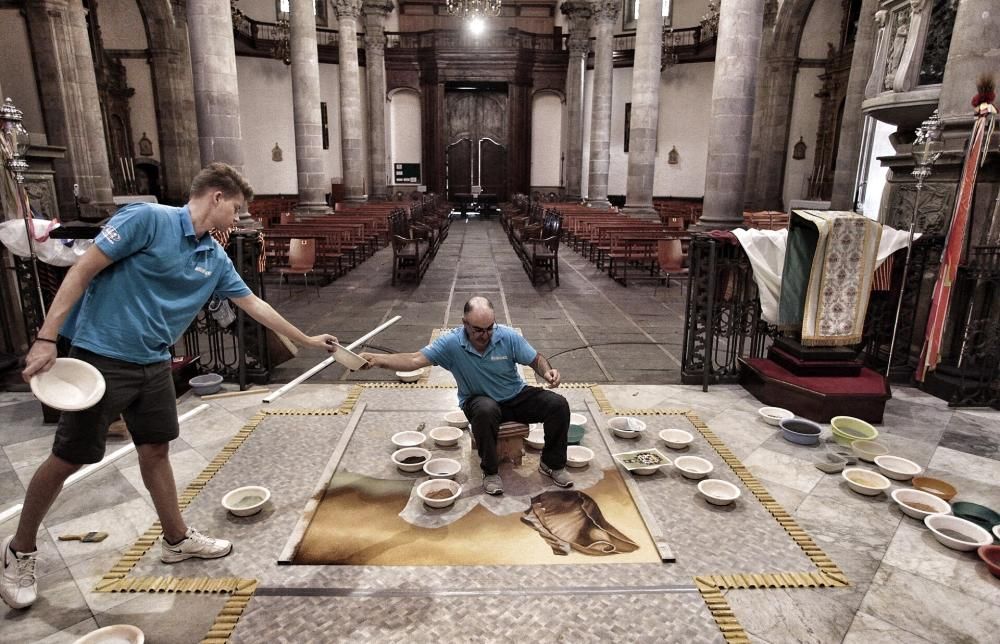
{"left": 530, "top": 352, "right": 560, "bottom": 388}
{"left": 230, "top": 294, "right": 337, "bottom": 350}
{"left": 22, "top": 245, "right": 114, "bottom": 381}
{"left": 359, "top": 351, "right": 431, "bottom": 372}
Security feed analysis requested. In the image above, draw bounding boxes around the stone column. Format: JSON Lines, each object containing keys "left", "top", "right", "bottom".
{"left": 695, "top": 0, "right": 765, "bottom": 231}
{"left": 290, "top": 0, "right": 332, "bottom": 213}
{"left": 187, "top": 0, "right": 244, "bottom": 171}
{"left": 622, "top": 0, "right": 662, "bottom": 220}
{"left": 334, "top": 0, "right": 366, "bottom": 200}
{"left": 586, "top": 0, "right": 619, "bottom": 207}
{"left": 938, "top": 0, "right": 1000, "bottom": 125}
{"left": 363, "top": 0, "right": 394, "bottom": 200}
{"left": 25, "top": 0, "right": 115, "bottom": 219}
{"left": 561, "top": 1, "right": 592, "bottom": 201}
{"left": 145, "top": 1, "right": 201, "bottom": 203}
{"left": 830, "top": 0, "right": 879, "bottom": 210}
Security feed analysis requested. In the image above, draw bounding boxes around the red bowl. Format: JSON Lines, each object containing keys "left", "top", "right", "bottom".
{"left": 978, "top": 545, "right": 1000, "bottom": 578}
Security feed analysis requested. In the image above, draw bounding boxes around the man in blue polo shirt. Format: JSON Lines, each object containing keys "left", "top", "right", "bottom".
{"left": 3, "top": 163, "right": 340, "bottom": 611}
{"left": 360, "top": 296, "right": 572, "bottom": 496}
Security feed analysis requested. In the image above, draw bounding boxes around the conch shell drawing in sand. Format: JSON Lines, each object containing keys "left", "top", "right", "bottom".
{"left": 521, "top": 490, "right": 639, "bottom": 556}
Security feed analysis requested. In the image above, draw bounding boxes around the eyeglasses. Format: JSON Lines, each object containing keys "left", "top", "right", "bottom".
{"left": 464, "top": 320, "right": 496, "bottom": 335}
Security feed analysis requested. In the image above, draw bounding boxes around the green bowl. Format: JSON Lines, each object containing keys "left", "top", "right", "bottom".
{"left": 568, "top": 425, "right": 585, "bottom": 445}
{"left": 830, "top": 416, "right": 878, "bottom": 446}
{"left": 951, "top": 501, "right": 1000, "bottom": 534}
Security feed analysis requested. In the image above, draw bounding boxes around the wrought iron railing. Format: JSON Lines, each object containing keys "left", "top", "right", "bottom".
{"left": 386, "top": 28, "right": 565, "bottom": 51}
{"left": 232, "top": 11, "right": 340, "bottom": 50}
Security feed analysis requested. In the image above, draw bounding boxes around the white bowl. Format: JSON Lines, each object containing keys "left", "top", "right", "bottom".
{"left": 924, "top": 514, "right": 993, "bottom": 551}
{"left": 395, "top": 368, "right": 425, "bottom": 383}
{"left": 841, "top": 467, "right": 891, "bottom": 496}
{"left": 569, "top": 412, "right": 588, "bottom": 427}
{"left": 417, "top": 479, "right": 461, "bottom": 508}
{"left": 659, "top": 428, "right": 694, "bottom": 449}
{"left": 331, "top": 343, "right": 368, "bottom": 370}
{"left": 525, "top": 428, "right": 545, "bottom": 449}
{"left": 429, "top": 425, "right": 463, "bottom": 447}
{"left": 73, "top": 624, "right": 145, "bottom": 644}
{"left": 890, "top": 488, "right": 951, "bottom": 520}
{"left": 444, "top": 410, "right": 470, "bottom": 429}
{"left": 391, "top": 431, "right": 426, "bottom": 449}
{"left": 608, "top": 416, "right": 647, "bottom": 438}
{"left": 423, "top": 457, "right": 461, "bottom": 479}
{"left": 674, "top": 455, "right": 713, "bottom": 480}
{"left": 697, "top": 479, "right": 741, "bottom": 506}
{"left": 391, "top": 447, "right": 431, "bottom": 472}
{"left": 30, "top": 357, "right": 106, "bottom": 411}
{"left": 566, "top": 445, "right": 594, "bottom": 467}
{"left": 758, "top": 406, "right": 794, "bottom": 426}
{"left": 874, "top": 455, "right": 923, "bottom": 481}
{"left": 221, "top": 485, "right": 270, "bottom": 517}
{"left": 993, "top": 525, "right": 1000, "bottom": 541}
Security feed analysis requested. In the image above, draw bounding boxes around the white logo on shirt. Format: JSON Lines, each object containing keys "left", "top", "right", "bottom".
{"left": 101, "top": 226, "right": 121, "bottom": 244}
{"left": 491, "top": 355, "right": 509, "bottom": 361}
{"left": 194, "top": 266, "right": 213, "bottom": 276}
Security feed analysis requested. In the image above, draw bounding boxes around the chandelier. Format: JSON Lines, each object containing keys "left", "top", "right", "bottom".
{"left": 272, "top": 18, "right": 291, "bottom": 65}
{"left": 700, "top": 0, "right": 720, "bottom": 39}
{"left": 446, "top": 0, "right": 502, "bottom": 19}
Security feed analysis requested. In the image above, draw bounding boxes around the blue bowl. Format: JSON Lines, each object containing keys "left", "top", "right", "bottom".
{"left": 568, "top": 425, "right": 585, "bottom": 445}
{"left": 779, "top": 417, "right": 822, "bottom": 445}
{"left": 188, "top": 373, "right": 223, "bottom": 396}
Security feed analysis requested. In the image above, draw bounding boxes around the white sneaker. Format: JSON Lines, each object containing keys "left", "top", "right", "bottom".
{"left": 1, "top": 534, "right": 38, "bottom": 609}
{"left": 160, "top": 528, "right": 232, "bottom": 563}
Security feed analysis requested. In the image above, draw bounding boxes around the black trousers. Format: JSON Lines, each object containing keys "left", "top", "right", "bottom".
{"left": 462, "top": 386, "right": 569, "bottom": 475}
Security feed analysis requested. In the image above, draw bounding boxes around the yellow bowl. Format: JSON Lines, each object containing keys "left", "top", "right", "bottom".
{"left": 830, "top": 416, "right": 878, "bottom": 446}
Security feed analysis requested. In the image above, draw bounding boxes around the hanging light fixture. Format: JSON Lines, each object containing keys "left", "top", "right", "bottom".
{"left": 700, "top": 0, "right": 720, "bottom": 39}
{"left": 446, "top": 0, "right": 502, "bottom": 21}
{"left": 272, "top": 18, "right": 291, "bottom": 65}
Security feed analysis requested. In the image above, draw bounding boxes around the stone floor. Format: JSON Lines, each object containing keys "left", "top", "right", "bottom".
{"left": 1, "top": 217, "right": 998, "bottom": 642}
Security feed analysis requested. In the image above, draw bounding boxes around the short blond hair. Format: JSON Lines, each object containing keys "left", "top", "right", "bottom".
{"left": 189, "top": 162, "right": 254, "bottom": 202}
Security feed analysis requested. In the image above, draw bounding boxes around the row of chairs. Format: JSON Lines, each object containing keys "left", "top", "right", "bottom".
{"left": 389, "top": 201, "right": 451, "bottom": 285}
{"left": 502, "top": 201, "right": 562, "bottom": 286}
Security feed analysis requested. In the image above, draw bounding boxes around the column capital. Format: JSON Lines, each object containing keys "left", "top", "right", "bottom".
{"left": 590, "top": 0, "right": 620, "bottom": 24}
{"left": 364, "top": 32, "right": 386, "bottom": 54}
{"left": 568, "top": 35, "right": 591, "bottom": 57}
{"left": 363, "top": 0, "right": 395, "bottom": 19}
{"left": 561, "top": 0, "right": 592, "bottom": 27}
{"left": 334, "top": 0, "right": 363, "bottom": 21}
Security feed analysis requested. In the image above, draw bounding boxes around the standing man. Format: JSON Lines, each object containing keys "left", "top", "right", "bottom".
{"left": 2, "top": 163, "right": 339, "bottom": 610}
{"left": 360, "top": 296, "right": 572, "bottom": 496}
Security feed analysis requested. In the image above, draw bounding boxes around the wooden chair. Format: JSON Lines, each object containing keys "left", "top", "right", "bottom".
{"left": 470, "top": 421, "right": 530, "bottom": 466}
{"left": 656, "top": 238, "right": 688, "bottom": 288}
{"left": 278, "top": 237, "right": 319, "bottom": 298}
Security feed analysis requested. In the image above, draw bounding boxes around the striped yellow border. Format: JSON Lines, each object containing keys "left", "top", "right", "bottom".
{"left": 696, "top": 580, "right": 751, "bottom": 643}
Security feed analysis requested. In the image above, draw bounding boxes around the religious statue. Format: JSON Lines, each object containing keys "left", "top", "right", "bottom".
{"left": 272, "top": 143, "right": 283, "bottom": 162}
{"left": 884, "top": 13, "right": 910, "bottom": 90}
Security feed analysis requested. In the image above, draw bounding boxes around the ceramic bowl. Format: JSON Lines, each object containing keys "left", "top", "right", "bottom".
{"left": 30, "top": 358, "right": 107, "bottom": 411}
{"left": 674, "top": 455, "right": 714, "bottom": 480}
{"left": 417, "top": 479, "right": 462, "bottom": 508}
{"left": 697, "top": 479, "right": 741, "bottom": 506}
{"left": 395, "top": 368, "right": 425, "bottom": 383}
{"left": 221, "top": 485, "right": 271, "bottom": 517}
{"left": 978, "top": 545, "right": 1000, "bottom": 578}
{"left": 924, "top": 514, "right": 993, "bottom": 551}
{"left": 851, "top": 439, "right": 890, "bottom": 463}
{"left": 659, "top": 428, "right": 694, "bottom": 449}
{"left": 566, "top": 445, "right": 594, "bottom": 468}
{"left": 911, "top": 476, "right": 958, "bottom": 501}
{"left": 423, "top": 457, "right": 461, "bottom": 479}
{"left": 890, "top": 488, "right": 951, "bottom": 520}
{"left": 428, "top": 425, "right": 463, "bottom": 447}
{"left": 73, "top": 624, "right": 145, "bottom": 644}
{"left": 608, "top": 416, "right": 647, "bottom": 439}
{"left": 567, "top": 425, "right": 585, "bottom": 444}
{"left": 614, "top": 449, "right": 670, "bottom": 475}
{"left": 331, "top": 344, "right": 368, "bottom": 370}
{"left": 842, "top": 467, "right": 891, "bottom": 496}
{"left": 830, "top": 416, "right": 879, "bottom": 446}
{"left": 188, "top": 373, "right": 223, "bottom": 396}
{"left": 950, "top": 501, "right": 1000, "bottom": 534}
{"left": 444, "top": 410, "right": 470, "bottom": 429}
{"left": 391, "top": 447, "right": 431, "bottom": 473}
{"left": 874, "top": 455, "right": 923, "bottom": 481}
{"left": 994, "top": 525, "right": 1000, "bottom": 542}
{"left": 779, "top": 418, "right": 822, "bottom": 445}
{"left": 758, "top": 406, "right": 794, "bottom": 426}
{"left": 391, "top": 430, "right": 427, "bottom": 449}
{"left": 525, "top": 427, "right": 545, "bottom": 449}
{"left": 569, "top": 412, "right": 588, "bottom": 427}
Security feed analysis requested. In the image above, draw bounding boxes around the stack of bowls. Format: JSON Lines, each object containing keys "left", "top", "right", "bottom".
{"left": 608, "top": 417, "right": 647, "bottom": 439}
{"left": 830, "top": 416, "right": 878, "bottom": 446}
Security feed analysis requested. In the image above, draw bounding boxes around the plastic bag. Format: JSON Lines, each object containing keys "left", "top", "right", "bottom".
{"left": 0, "top": 218, "right": 92, "bottom": 266}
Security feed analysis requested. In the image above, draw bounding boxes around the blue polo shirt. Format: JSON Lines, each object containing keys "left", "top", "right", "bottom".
{"left": 421, "top": 325, "right": 538, "bottom": 406}
{"left": 62, "top": 203, "right": 252, "bottom": 364}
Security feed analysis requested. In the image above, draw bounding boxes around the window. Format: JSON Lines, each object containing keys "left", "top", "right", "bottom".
{"left": 622, "top": 0, "right": 672, "bottom": 31}
{"left": 277, "top": 0, "right": 328, "bottom": 26}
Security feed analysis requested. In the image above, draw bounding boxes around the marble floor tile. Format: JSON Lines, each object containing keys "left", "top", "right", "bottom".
{"left": 860, "top": 564, "right": 1000, "bottom": 643}
{"left": 0, "top": 401, "right": 57, "bottom": 447}
{"left": 841, "top": 610, "right": 933, "bottom": 644}
{"left": 92, "top": 591, "right": 229, "bottom": 644}
{"left": 889, "top": 386, "right": 954, "bottom": 409}
{"left": 939, "top": 412, "right": 1000, "bottom": 461}
{"left": 45, "top": 497, "right": 155, "bottom": 571}
{"left": 42, "top": 465, "right": 151, "bottom": 528}
{"left": 742, "top": 448, "right": 824, "bottom": 494}
{"left": 4, "top": 433, "right": 56, "bottom": 473}
{"left": 927, "top": 446, "right": 1000, "bottom": 488}
{"left": 726, "top": 586, "right": 858, "bottom": 644}
{"left": 35, "top": 617, "right": 100, "bottom": 644}
{"left": 177, "top": 404, "right": 248, "bottom": 448}
{"left": 65, "top": 546, "right": 147, "bottom": 614}
{"left": 117, "top": 446, "right": 209, "bottom": 501}
{"left": 0, "top": 567, "right": 92, "bottom": 641}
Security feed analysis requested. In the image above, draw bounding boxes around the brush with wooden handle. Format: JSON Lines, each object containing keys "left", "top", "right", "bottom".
{"left": 58, "top": 531, "right": 108, "bottom": 543}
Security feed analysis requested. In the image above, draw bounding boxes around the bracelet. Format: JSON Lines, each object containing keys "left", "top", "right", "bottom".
{"left": 35, "top": 337, "right": 58, "bottom": 345}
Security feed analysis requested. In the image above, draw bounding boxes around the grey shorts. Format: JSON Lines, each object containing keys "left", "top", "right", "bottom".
{"left": 52, "top": 347, "right": 179, "bottom": 464}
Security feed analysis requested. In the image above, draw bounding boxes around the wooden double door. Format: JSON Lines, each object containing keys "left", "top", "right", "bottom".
{"left": 445, "top": 90, "right": 508, "bottom": 201}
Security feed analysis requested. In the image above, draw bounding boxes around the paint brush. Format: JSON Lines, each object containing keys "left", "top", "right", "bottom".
{"left": 58, "top": 531, "right": 108, "bottom": 543}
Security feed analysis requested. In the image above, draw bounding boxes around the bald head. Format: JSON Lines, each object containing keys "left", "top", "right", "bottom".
{"left": 463, "top": 296, "right": 494, "bottom": 316}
